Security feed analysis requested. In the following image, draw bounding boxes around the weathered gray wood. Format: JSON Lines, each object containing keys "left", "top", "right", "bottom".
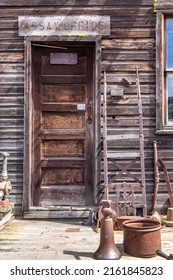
{"left": 105, "top": 118, "right": 156, "bottom": 127}
{"left": 157, "top": 8, "right": 173, "bottom": 13}
{"left": 111, "top": 18, "right": 155, "bottom": 28}
{"left": 102, "top": 61, "right": 155, "bottom": 71}
{"left": 0, "top": 0, "right": 154, "bottom": 6}
{"left": 110, "top": 29, "right": 155, "bottom": 39}
{"left": 106, "top": 106, "right": 155, "bottom": 117}
{"left": 0, "top": 53, "right": 24, "bottom": 63}
{"left": 39, "top": 185, "right": 85, "bottom": 206}
{"left": 0, "top": 18, "right": 18, "bottom": 29}
{"left": 156, "top": 0, "right": 173, "bottom": 10}
{"left": 0, "top": 7, "right": 154, "bottom": 18}
{"left": 0, "top": 41, "right": 24, "bottom": 51}
{"left": 0, "top": 108, "right": 24, "bottom": 116}
{"left": 23, "top": 210, "right": 90, "bottom": 219}
{"left": 102, "top": 50, "right": 155, "bottom": 61}
{"left": 102, "top": 38, "right": 155, "bottom": 50}
{"left": 102, "top": 74, "right": 155, "bottom": 84}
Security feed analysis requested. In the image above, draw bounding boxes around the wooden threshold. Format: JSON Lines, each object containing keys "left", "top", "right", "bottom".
{"left": 23, "top": 206, "right": 92, "bottom": 219}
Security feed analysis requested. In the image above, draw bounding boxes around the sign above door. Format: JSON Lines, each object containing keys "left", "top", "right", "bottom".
{"left": 18, "top": 15, "right": 110, "bottom": 36}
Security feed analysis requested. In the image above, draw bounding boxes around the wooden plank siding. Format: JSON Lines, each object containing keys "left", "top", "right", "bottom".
{"left": 0, "top": 0, "right": 172, "bottom": 215}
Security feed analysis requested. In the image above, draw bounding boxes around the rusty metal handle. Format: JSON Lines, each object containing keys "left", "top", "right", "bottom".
{"left": 158, "top": 158, "right": 173, "bottom": 207}
{"left": 153, "top": 141, "right": 159, "bottom": 211}
{"left": 156, "top": 250, "right": 168, "bottom": 259}
{"left": 87, "top": 101, "right": 92, "bottom": 124}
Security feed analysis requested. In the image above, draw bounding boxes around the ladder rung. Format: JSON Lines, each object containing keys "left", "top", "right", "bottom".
{"left": 107, "top": 134, "right": 139, "bottom": 141}
{"left": 107, "top": 152, "right": 140, "bottom": 159}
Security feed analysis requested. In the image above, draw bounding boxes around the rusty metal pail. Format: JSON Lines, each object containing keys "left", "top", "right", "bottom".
{"left": 123, "top": 219, "right": 162, "bottom": 258}
{"left": 117, "top": 216, "right": 144, "bottom": 230}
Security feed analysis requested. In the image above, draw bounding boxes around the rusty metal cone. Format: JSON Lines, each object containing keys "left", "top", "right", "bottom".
{"left": 93, "top": 217, "right": 121, "bottom": 260}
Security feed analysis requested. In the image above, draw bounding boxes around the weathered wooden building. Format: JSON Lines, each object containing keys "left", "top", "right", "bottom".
{"left": 0, "top": 0, "right": 173, "bottom": 219}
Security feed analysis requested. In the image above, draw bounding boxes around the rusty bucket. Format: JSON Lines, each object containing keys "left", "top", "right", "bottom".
{"left": 117, "top": 216, "right": 144, "bottom": 230}
{"left": 123, "top": 219, "right": 162, "bottom": 258}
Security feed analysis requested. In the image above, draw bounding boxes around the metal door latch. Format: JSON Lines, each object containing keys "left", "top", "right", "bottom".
{"left": 87, "top": 102, "right": 92, "bottom": 124}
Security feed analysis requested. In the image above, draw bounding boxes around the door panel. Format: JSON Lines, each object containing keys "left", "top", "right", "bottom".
{"left": 38, "top": 186, "right": 86, "bottom": 206}
{"left": 32, "top": 44, "right": 94, "bottom": 207}
{"left": 42, "top": 112, "right": 85, "bottom": 130}
{"left": 42, "top": 167, "right": 84, "bottom": 185}
{"left": 42, "top": 140, "right": 84, "bottom": 157}
{"left": 42, "top": 84, "right": 86, "bottom": 103}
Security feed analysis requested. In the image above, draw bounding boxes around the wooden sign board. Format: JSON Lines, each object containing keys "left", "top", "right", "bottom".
{"left": 50, "top": 53, "right": 78, "bottom": 65}
{"left": 18, "top": 15, "right": 110, "bottom": 36}
{"left": 101, "top": 85, "right": 124, "bottom": 97}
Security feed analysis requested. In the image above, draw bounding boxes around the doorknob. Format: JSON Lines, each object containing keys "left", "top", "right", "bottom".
{"left": 87, "top": 102, "right": 92, "bottom": 124}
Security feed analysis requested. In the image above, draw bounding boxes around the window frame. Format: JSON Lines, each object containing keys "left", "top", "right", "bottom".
{"left": 156, "top": 11, "right": 173, "bottom": 134}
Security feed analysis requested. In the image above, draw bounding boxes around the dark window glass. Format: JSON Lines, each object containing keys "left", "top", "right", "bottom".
{"left": 166, "top": 19, "right": 173, "bottom": 68}
{"left": 167, "top": 74, "right": 173, "bottom": 122}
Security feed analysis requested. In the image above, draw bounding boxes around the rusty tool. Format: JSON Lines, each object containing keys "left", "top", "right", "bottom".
{"left": 156, "top": 250, "right": 173, "bottom": 260}
{"left": 158, "top": 158, "right": 173, "bottom": 207}
{"left": 151, "top": 141, "right": 173, "bottom": 223}
{"left": 151, "top": 141, "right": 162, "bottom": 223}
{"left": 152, "top": 141, "right": 159, "bottom": 212}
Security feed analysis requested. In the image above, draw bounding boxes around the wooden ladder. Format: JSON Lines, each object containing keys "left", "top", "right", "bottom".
{"left": 102, "top": 67, "right": 147, "bottom": 217}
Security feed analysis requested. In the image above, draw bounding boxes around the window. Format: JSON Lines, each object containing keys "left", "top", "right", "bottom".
{"left": 166, "top": 19, "right": 173, "bottom": 124}
{"left": 156, "top": 12, "right": 173, "bottom": 133}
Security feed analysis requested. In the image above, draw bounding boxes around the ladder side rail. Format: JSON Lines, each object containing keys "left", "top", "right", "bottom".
{"left": 103, "top": 71, "right": 109, "bottom": 200}
{"left": 136, "top": 66, "right": 147, "bottom": 217}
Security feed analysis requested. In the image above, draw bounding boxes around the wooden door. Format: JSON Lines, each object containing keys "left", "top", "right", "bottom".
{"left": 31, "top": 43, "right": 94, "bottom": 208}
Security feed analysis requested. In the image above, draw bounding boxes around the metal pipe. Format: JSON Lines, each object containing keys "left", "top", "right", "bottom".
{"left": 0, "top": 152, "right": 10, "bottom": 180}
{"left": 32, "top": 43, "right": 67, "bottom": 49}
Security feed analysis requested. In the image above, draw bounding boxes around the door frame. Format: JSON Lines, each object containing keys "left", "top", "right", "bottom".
{"left": 23, "top": 36, "right": 102, "bottom": 213}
